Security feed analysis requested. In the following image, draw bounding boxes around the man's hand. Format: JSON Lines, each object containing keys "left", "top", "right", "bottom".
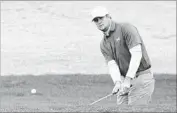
{"left": 119, "top": 76, "right": 132, "bottom": 96}
{"left": 112, "top": 81, "right": 121, "bottom": 95}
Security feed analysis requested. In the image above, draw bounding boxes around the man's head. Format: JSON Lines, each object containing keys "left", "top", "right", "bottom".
{"left": 91, "top": 6, "right": 111, "bottom": 32}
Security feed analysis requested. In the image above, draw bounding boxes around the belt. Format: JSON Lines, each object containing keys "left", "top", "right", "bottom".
{"left": 136, "top": 68, "right": 151, "bottom": 77}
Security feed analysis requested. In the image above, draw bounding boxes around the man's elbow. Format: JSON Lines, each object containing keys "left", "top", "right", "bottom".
{"left": 130, "top": 44, "right": 142, "bottom": 58}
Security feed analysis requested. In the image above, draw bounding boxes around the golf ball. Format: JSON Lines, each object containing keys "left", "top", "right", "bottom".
{"left": 31, "top": 89, "right": 36, "bottom": 94}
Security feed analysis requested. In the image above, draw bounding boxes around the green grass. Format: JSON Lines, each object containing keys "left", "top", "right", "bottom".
{"left": 0, "top": 73, "right": 176, "bottom": 112}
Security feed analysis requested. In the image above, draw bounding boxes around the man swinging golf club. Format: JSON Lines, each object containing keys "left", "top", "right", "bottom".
{"left": 90, "top": 6, "right": 155, "bottom": 105}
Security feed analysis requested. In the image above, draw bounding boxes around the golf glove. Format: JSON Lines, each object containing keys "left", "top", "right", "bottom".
{"left": 119, "top": 84, "right": 133, "bottom": 96}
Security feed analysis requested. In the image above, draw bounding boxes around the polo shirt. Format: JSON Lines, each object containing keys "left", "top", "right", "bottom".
{"left": 100, "top": 21, "right": 151, "bottom": 77}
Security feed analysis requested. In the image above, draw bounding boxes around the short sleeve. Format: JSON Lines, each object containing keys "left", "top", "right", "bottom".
{"left": 122, "top": 24, "right": 142, "bottom": 49}
{"left": 100, "top": 40, "right": 113, "bottom": 63}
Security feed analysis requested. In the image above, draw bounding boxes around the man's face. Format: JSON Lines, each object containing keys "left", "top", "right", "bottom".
{"left": 93, "top": 16, "right": 110, "bottom": 32}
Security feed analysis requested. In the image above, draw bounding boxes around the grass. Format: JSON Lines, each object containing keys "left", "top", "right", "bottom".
{"left": 0, "top": 73, "right": 176, "bottom": 112}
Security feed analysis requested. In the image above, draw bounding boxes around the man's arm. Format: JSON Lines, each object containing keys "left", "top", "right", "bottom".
{"left": 126, "top": 44, "right": 142, "bottom": 79}
{"left": 122, "top": 24, "right": 142, "bottom": 79}
{"left": 108, "top": 60, "right": 122, "bottom": 84}
{"left": 108, "top": 60, "right": 123, "bottom": 94}
{"left": 118, "top": 44, "right": 142, "bottom": 95}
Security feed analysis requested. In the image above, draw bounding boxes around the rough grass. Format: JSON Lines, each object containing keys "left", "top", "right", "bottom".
{"left": 0, "top": 73, "right": 176, "bottom": 112}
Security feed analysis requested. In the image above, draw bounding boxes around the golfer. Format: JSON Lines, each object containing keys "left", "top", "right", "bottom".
{"left": 91, "top": 6, "right": 155, "bottom": 105}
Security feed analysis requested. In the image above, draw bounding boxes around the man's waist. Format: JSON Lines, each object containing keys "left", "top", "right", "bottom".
{"left": 136, "top": 67, "right": 152, "bottom": 77}
{"left": 120, "top": 66, "right": 151, "bottom": 77}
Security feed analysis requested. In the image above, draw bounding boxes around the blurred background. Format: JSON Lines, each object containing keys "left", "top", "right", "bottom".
{"left": 1, "top": 1, "right": 176, "bottom": 76}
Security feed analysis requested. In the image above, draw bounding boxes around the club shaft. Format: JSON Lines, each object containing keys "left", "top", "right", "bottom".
{"left": 89, "top": 93, "right": 112, "bottom": 105}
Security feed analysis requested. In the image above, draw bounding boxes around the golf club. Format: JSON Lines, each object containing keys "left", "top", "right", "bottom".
{"left": 89, "top": 93, "right": 113, "bottom": 105}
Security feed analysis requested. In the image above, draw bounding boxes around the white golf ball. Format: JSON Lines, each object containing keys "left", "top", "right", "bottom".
{"left": 31, "top": 89, "right": 36, "bottom": 94}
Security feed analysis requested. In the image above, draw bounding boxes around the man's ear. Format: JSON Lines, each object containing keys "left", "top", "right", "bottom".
{"left": 105, "top": 14, "right": 112, "bottom": 19}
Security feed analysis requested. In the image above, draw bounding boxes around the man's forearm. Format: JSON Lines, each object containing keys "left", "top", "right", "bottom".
{"left": 126, "top": 44, "right": 142, "bottom": 78}
{"left": 108, "top": 60, "right": 122, "bottom": 84}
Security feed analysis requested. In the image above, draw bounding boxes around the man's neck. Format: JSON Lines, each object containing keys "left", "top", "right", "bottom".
{"left": 104, "top": 20, "right": 112, "bottom": 36}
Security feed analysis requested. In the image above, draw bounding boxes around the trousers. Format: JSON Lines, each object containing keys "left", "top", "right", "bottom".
{"left": 117, "top": 68, "right": 155, "bottom": 105}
